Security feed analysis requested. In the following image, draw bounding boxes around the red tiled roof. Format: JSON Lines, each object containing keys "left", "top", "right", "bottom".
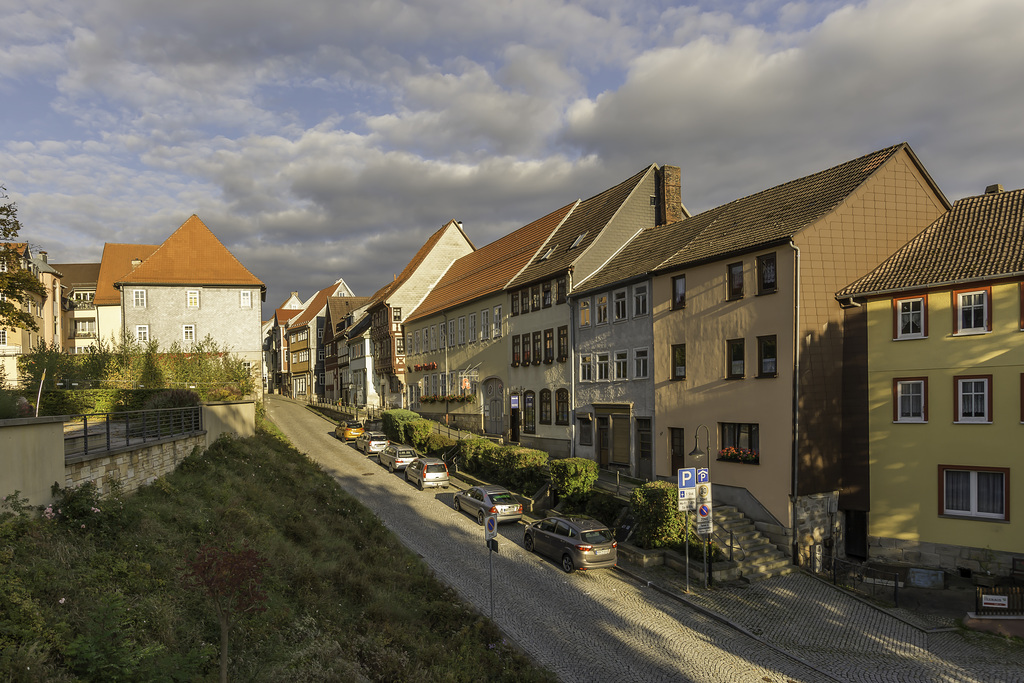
{"left": 274, "top": 307, "right": 302, "bottom": 325}
{"left": 115, "top": 215, "right": 264, "bottom": 292}
{"left": 407, "top": 202, "right": 576, "bottom": 323}
{"left": 94, "top": 243, "right": 159, "bottom": 305}
{"left": 289, "top": 282, "right": 357, "bottom": 329}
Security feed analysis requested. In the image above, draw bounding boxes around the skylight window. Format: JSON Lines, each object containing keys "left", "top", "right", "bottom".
{"left": 570, "top": 232, "right": 588, "bottom": 249}
{"left": 539, "top": 245, "right": 556, "bottom": 260}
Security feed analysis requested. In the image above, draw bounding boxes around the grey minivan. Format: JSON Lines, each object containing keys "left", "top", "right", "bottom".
{"left": 523, "top": 515, "right": 617, "bottom": 573}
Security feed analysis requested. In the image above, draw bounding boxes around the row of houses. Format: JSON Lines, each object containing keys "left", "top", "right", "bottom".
{"left": 1, "top": 215, "right": 265, "bottom": 391}
{"left": 268, "top": 143, "right": 1020, "bottom": 576}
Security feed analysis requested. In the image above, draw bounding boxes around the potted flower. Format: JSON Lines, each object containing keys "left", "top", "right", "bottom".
{"left": 717, "top": 447, "right": 759, "bottom": 464}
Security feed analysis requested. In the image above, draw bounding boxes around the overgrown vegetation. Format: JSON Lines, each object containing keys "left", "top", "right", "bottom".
{"left": 630, "top": 481, "right": 721, "bottom": 560}
{"left": 0, "top": 427, "right": 557, "bottom": 682}
{"left": 17, "top": 334, "right": 255, "bottom": 404}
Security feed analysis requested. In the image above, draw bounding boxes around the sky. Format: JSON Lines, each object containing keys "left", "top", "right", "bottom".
{"left": 3, "top": 0, "right": 1024, "bottom": 316}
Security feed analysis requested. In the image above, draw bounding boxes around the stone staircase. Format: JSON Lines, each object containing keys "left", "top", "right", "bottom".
{"left": 713, "top": 505, "right": 796, "bottom": 582}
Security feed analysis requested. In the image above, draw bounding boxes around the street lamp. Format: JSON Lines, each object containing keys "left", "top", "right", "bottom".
{"left": 689, "top": 423, "right": 712, "bottom": 588}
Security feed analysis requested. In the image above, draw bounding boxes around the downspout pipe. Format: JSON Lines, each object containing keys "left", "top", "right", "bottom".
{"left": 567, "top": 268, "right": 576, "bottom": 457}
{"left": 790, "top": 240, "right": 801, "bottom": 565}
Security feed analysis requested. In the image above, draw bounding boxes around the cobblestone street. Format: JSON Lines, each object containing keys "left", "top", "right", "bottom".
{"left": 268, "top": 397, "right": 1024, "bottom": 683}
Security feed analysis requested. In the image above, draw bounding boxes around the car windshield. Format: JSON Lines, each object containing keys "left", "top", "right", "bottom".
{"left": 425, "top": 464, "right": 446, "bottom": 473}
{"left": 580, "top": 528, "right": 613, "bottom": 544}
{"left": 490, "top": 493, "right": 515, "bottom": 504}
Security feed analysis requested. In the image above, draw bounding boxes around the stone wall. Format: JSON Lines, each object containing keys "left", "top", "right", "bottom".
{"left": 867, "top": 536, "right": 1018, "bottom": 578}
{"left": 793, "top": 490, "right": 840, "bottom": 565}
{"left": 65, "top": 434, "right": 207, "bottom": 496}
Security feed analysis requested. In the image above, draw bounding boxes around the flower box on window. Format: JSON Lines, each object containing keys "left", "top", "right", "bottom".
{"left": 717, "top": 448, "right": 759, "bottom": 464}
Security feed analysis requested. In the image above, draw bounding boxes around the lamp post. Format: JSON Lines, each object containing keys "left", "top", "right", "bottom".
{"left": 689, "top": 423, "right": 712, "bottom": 588}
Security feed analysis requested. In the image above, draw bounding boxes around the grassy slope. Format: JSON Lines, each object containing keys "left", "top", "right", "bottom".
{"left": 0, "top": 425, "right": 557, "bottom": 682}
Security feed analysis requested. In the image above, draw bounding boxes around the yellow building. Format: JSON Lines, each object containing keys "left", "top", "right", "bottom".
{"left": 838, "top": 184, "right": 1023, "bottom": 577}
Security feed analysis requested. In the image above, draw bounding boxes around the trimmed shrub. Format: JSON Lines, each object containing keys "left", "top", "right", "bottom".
{"left": 422, "top": 433, "right": 458, "bottom": 458}
{"left": 381, "top": 409, "right": 420, "bottom": 443}
{"left": 142, "top": 389, "right": 201, "bottom": 410}
{"left": 498, "top": 447, "right": 549, "bottom": 494}
{"left": 403, "top": 419, "right": 433, "bottom": 450}
{"left": 630, "top": 481, "right": 684, "bottom": 549}
{"left": 457, "top": 439, "right": 501, "bottom": 477}
{"left": 549, "top": 458, "right": 598, "bottom": 505}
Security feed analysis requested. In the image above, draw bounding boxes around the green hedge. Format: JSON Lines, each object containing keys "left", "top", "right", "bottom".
{"left": 457, "top": 440, "right": 548, "bottom": 494}
{"left": 403, "top": 418, "right": 434, "bottom": 449}
{"left": 381, "top": 409, "right": 420, "bottom": 443}
{"left": 38, "top": 389, "right": 168, "bottom": 415}
{"left": 422, "top": 433, "right": 458, "bottom": 458}
{"left": 457, "top": 439, "right": 501, "bottom": 477}
{"left": 549, "top": 457, "right": 598, "bottom": 504}
{"left": 630, "top": 481, "right": 684, "bottom": 549}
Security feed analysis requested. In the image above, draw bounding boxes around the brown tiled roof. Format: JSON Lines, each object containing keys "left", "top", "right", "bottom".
{"left": 289, "top": 282, "right": 355, "bottom": 329}
{"left": 274, "top": 307, "right": 302, "bottom": 325}
{"left": 323, "top": 296, "right": 371, "bottom": 342}
{"left": 94, "top": 243, "right": 159, "bottom": 305}
{"left": 838, "top": 187, "right": 1024, "bottom": 298}
{"left": 575, "top": 144, "right": 942, "bottom": 294}
{"left": 655, "top": 144, "right": 914, "bottom": 273}
{"left": 406, "top": 202, "right": 576, "bottom": 323}
{"left": 116, "top": 215, "right": 264, "bottom": 292}
{"left": 50, "top": 263, "right": 101, "bottom": 287}
{"left": 507, "top": 165, "right": 654, "bottom": 288}
{"left": 364, "top": 219, "right": 474, "bottom": 308}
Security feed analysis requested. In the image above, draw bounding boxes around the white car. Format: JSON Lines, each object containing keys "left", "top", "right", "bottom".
{"left": 355, "top": 431, "right": 388, "bottom": 455}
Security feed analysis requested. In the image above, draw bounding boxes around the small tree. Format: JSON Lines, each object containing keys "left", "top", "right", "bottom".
{"left": 0, "top": 185, "right": 47, "bottom": 332}
{"left": 187, "top": 544, "right": 268, "bottom": 683}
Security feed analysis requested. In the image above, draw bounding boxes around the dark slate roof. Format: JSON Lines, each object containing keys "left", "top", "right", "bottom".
{"left": 50, "top": 263, "right": 101, "bottom": 287}
{"left": 575, "top": 144, "right": 928, "bottom": 294}
{"left": 507, "top": 165, "right": 654, "bottom": 289}
{"left": 838, "top": 187, "right": 1024, "bottom": 298}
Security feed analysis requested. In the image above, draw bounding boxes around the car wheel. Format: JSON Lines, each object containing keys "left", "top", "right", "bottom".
{"left": 561, "top": 554, "right": 575, "bottom": 573}
{"left": 477, "top": 510, "right": 485, "bottom": 526}
{"left": 454, "top": 498, "right": 462, "bottom": 512}
{"left": 418, "top": 478, "right": 424, "bottom": 491}
{"left": 388, "top": 462, "right": 395, "bottom": 474}
{"left": 524, "top": 534, "right": 534, "bottom": 553}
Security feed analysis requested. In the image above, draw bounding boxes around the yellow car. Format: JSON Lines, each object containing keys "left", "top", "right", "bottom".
{"left": 334, "top": 420, "right": 364, "bottom": 442}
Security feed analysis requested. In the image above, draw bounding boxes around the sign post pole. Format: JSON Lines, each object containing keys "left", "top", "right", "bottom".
{"left": 485, "top": 514, "right": 498, "bottom": 617}
{"left": 677, "top": 468, "right": 697, "bottom": 593}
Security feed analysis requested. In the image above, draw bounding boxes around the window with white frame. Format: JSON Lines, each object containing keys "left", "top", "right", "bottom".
{"left": 493, "top": 305, "right": 502, "bottom": 338}
{"left": 579, "top": 353, "right": 593, "bottom": 381}
{"left": 579, "top": 299, "right": 591, "bottom": 327}
{"left": 392, "top": 307, "right": 402, "bottom": 321}
{"left": 133, "top": 289, "right": 146, "bottom": 308}
{"left": 481, "top": 309, "right": 490, "bottom": 339}
{"left": 596, "top": 352, "right": 610, "bottom": 380}
{"left": 955, "top": 375, "right": 991, "bottom": 423}
{"left": 672, "top": 343, "right": 685, "bottom": 380}
{"left": 894, "top": 378, "right": 927, "bottom": 422}
{"left": 596, "top": 294, "right": 608, "bottom": 324}
{"left": 941, "top": 466, "right": 1007, "bottom": 520}
{"left": 448, "top": 319, "right": 456, "bottom": 348}
{"left": 633, "top": 348, "right": 649, "bottom": 379}
{"left": 633, "top": 284, "right": 648, "bottom": 317}
{"left": 613, "top": 289, "right": 627, "bottom": 321}
{"left": 955, "top": 289, "right": 990, "bottom": 334}
{"left": 431, "top": 325, "right": 438, "bottom": 351}
{"left": 0, "top": 330, "right": 6, "bottom": 345}
{"left": 240, "top": 290, "right": 252, "bottom": 308}
{"left": 439, "top": 323, "right": 446, "bottom": 348}
{"left": 614, "top": 350, "right": 628, "bottom": 379}
{"left": 183, "top": 324, "right": 195, "bottom": 343}
{"left": 187, "top": 290, "right": 200, "bottom": 308}
{"left": 458, "top": 316, "right": 466, "bottom": 344}
{"left": 894, "top": 296, "right": 926, "bottom": 339}
{"left": 469, "top": 313, "right": 476, "bottom": 342}
{"left": 395, "top": 336, "right": 404, "bottom": 354}
{"left": 135, "top": 325, "right": 149, "bottom": 342}
{"left": 318, "top": 348, "right": 324, "bottom": 361}
{"left": 414, "top": 330, "right": 421, "bottom": 355}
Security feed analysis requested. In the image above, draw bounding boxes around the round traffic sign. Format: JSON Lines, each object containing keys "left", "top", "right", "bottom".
{"left": 698, "top": 504, "right": 710, "bottom": 517}
{"left": 486, "top": 516, "right": 497, "bottom": 533}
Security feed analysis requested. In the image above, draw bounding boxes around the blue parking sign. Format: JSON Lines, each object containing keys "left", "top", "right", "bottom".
{"left": 696, "top": 467, "right": 709, "bottom": 484}
{"left": 677, "top": 467, "right": 696, "bottom": 489}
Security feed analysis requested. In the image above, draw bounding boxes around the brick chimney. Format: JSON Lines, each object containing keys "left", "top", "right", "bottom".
{"left": 655, "top": 165, "right": 683, "bottom": 226}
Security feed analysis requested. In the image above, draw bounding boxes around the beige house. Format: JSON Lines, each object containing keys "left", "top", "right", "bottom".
{"left": 50, "top": 262, "right": 101, "bottom": 356}
{"left": 648, "top": 143, "right": 950, "bottom": 565}
{"left": 404, "top": 201, "right": 576, "bottom": 434}
{"left": 0, "top": 245, "right": 62, "bottom": 386}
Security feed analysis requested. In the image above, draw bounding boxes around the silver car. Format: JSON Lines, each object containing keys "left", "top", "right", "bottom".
{"left": 404, "top": 458, "right": 450, "bottom": 490}
{"left": 378, "top": 444, "right": 418, "bottom": 472}
{"left": 356, "top": 431, "right": 389, "bottom": 455}
{"left": 523, "top": 515, "right": 617, "bottom": 573}
{"left": 453, "top": 485, "right": 523, "bottom": 525}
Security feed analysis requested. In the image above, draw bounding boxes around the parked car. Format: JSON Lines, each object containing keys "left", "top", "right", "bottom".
{"left": 334, "top": 420, "right": 364, "bottom": 442}
{"left": 378, "top": 443, "right": 418, "bottom": 472}
{"left": 356, "top": 431, "right": 389, "bottom": 455}
{"left": 453, "top": 485, "right": 523, "bottom": 525}
{"left": 404, "top": 458, "right": 450, "bottom": 490}
{"left": 523, "top": 515, "right": 617, "bottom": 573}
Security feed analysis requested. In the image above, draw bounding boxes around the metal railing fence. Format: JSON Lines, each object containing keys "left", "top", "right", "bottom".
{"left": 64, "top": 406, "right": 203, "bottom": 459}
{"left": 813, "top": 554, "right": 900, "bottom": 607}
